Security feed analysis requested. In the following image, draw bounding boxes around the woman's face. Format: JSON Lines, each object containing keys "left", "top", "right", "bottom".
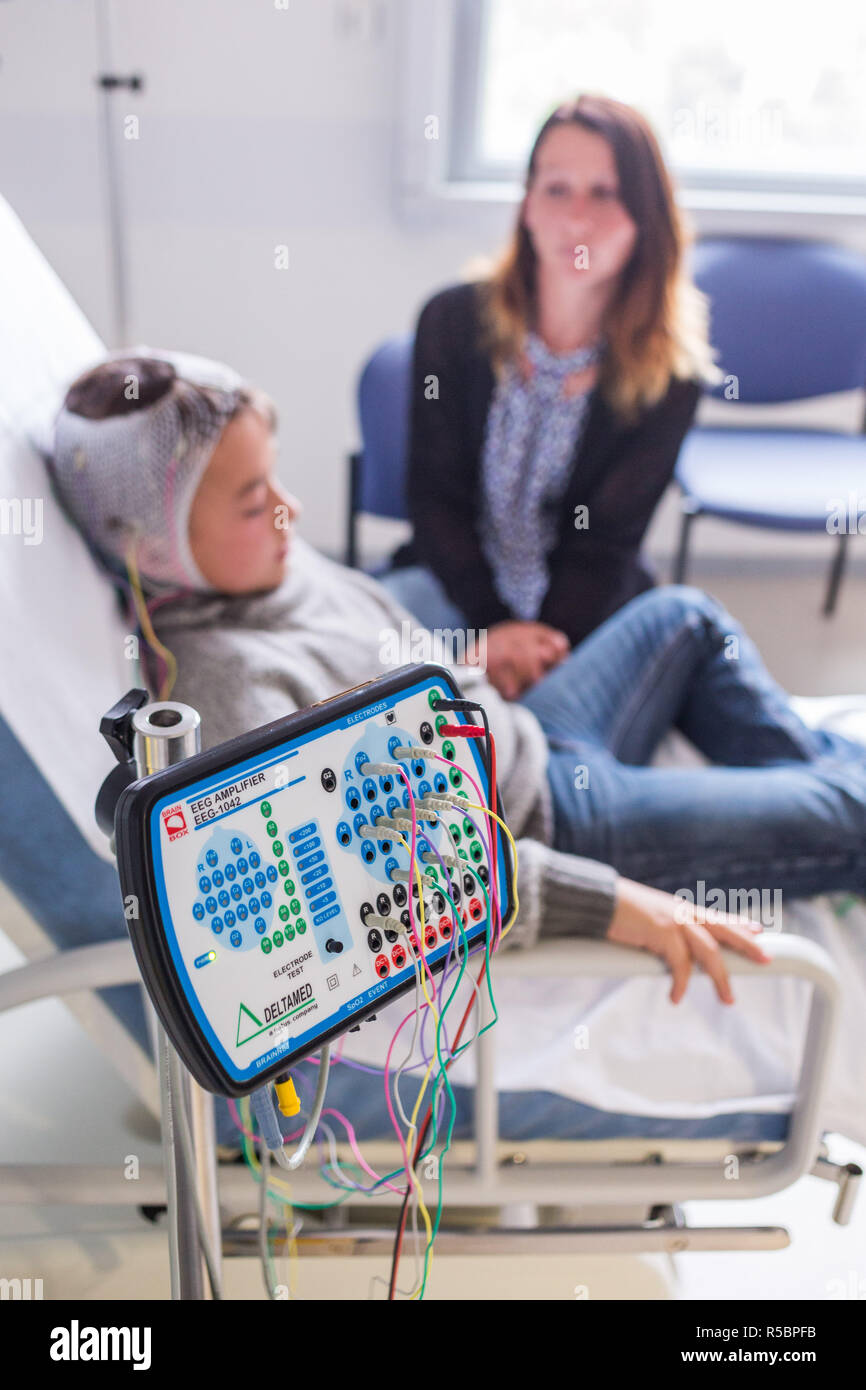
{"left": 522, "top": 123, "right": 638, "bottom": 289}
{"left": 188, "top": 407, "right": 302, "bottom": 594}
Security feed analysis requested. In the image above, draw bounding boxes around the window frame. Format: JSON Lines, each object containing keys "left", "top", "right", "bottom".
{"left": 412, "top": 0, "right": 866, "bottom": 215}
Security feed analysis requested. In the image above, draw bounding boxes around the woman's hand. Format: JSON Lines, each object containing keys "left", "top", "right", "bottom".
{"left": 606, "top": 877, "right": 773, "bottom": 1005}
{"left": 481, "top": 621, "right": 570, "bottom": 699}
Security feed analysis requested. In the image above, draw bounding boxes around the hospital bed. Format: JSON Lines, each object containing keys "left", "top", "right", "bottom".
{"left": 0, "top": 190, "right": 862, "bottom": 1271}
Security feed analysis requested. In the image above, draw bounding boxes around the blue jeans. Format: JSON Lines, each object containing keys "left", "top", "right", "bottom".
{"left": 380, "top": 567, "right": 866, "bottom": 899}
{"left": 379, "top": 564, "right": 468, "bottom": 632}
{"left": 521, "top": 586, "right": 866, "bottom": 898}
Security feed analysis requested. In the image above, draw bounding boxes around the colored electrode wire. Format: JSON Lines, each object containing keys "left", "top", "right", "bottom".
{"left": 387, "top": 702, "right": 509, "bottom": 1298}
{"left": 124, "top": 545, "right": 180, "bottom": 699}
{"left": 230, "top": 698, "right": 516, "bottom": 1300}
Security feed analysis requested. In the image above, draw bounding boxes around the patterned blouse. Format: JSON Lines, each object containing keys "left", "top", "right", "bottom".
{"left": 479, "top": 332, "right": 604, "bottom": 621}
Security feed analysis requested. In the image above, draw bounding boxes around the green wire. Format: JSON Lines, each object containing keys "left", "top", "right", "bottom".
{"left": 234, "top": 831, "right": 506, "bottom": 1298}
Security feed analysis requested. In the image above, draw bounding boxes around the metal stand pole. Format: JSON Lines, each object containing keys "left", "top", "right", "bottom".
{"left": 95, "top": 0, "right": 144, "bottom": 347}
{"left": 131, "top": 700, "right": 221, "bottom": 1300}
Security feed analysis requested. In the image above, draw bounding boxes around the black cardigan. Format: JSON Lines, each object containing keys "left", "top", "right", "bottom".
{"left": 392, "top": 281, "right": 702, "bottom": 647}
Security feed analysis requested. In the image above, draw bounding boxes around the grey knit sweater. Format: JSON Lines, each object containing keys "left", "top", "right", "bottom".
{"left": 152, "top": 538, "right": 619, "bottom": 948}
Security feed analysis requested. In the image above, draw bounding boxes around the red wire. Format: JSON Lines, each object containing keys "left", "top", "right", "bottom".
{"left": 387, "top": 955, "right": 489, "bottom": 1299}
{"left": 388, "top": 726, "right": 502, "bottom": 1298}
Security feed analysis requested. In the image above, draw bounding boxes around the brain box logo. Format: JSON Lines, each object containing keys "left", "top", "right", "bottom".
{"left": 162, "top": 804, "right": 189, "bottom": 842}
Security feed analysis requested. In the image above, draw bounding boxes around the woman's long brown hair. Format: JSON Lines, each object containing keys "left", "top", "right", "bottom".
{"left": 480, "top": 94, "right": 720, "bottom": 420}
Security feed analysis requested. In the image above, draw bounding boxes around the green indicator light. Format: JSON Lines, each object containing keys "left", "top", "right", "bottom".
{"left": 290, "top": 898, "right": 301, "bottom": 914}
{"left": 272, "top": 840, "right": 284, "bottom": 857}
{"left": 296, "top": 919, "right": 307, "bottom": 934}
{"left": 278, "top": 860, "right": 289, "bottom": 876}
{"left": 285, "top": 925, "right": 295, "bottom": 941}
{"left": 285, "top": 879, "right": 295, "bottom": 894}
{"left": 273, "top": 930, "right": 284, "bottom": 948}
{"left": 279, "top": 905, "right": 289, "bottom": 922}
{"left": 260, "top": 801, "right": 272, "bottom": 817}
{"left": 266, "top": 820, "right": 277, "bottom": 837}
{"left": 261, "top": 938, "right": 272, "bottom": 954}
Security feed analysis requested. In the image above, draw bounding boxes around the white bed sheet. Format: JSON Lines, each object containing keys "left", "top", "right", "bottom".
{"left": 342, "top": 702, "right": 866, "bottom": 1146}
{"left": 339, "top": 896, "right": 866, "bottom": 1144}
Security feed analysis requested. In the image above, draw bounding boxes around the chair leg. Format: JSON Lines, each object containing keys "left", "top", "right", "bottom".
{"left": 346, "top": 451, "right": 360, "bottom": 568}
{"left": 673, "top": 505, "right": 698, "bottom": 584}
{"left": 823, "top": 532, "right": 849, "bottom": 617}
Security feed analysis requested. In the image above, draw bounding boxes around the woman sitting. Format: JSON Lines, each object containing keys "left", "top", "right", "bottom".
{"left": 51, "top": 352, "right": 866, "bottom": 1013}
{"left": 385, "top": 94, "right": 718, "bottom": 700}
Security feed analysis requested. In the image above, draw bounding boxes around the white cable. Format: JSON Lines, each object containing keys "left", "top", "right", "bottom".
{"left": 272, "top": 1044, "right": 330, "bottom": 1171}
{"left": 358, "top": 760, "right": 403, "bottom": 777}
{"left": 364, "top": 913, "right": 404, "bottom": 933}
{"left": 258, "top": 1143, "right": 280, "bottom": 1299}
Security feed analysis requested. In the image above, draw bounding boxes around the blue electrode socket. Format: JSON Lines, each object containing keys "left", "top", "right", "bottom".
{"left": 113, "top": 663, "right": 513, "bottom": 1096}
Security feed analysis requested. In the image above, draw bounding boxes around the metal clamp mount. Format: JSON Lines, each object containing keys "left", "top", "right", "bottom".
{"left": 95, "top": 688, "right": 202, "bottom": 836}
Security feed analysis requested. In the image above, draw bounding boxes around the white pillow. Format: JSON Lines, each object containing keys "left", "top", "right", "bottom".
{"left": 0, "top": 195, "right": 129, "bottom": 862}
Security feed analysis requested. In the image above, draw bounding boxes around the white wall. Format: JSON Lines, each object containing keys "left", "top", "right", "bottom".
{"left": 1, "top": 0, "right": 865, "bottom": 563}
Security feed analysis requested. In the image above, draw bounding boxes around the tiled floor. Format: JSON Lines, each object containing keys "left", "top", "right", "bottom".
{"left": 2, "top": 554, "right": 865, "bottom": 1300}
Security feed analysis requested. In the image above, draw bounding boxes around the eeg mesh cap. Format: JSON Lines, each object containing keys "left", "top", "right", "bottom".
{"left": 50, "top": 348, "right": 248, "bottom": 593}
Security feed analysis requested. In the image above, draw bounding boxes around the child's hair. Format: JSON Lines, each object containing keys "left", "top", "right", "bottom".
{"left": 478, "top": 93, "right": 721, "bottom": 422}
{"left": 63, "top": 355, "right": 277, "bottom": 431}
{"left": 50, "top": 350, "right": 276, "bottom": 594}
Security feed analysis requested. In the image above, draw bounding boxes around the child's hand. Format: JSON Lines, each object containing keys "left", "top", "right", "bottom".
{"left": 606, "top": 877, "right": 773, "bottom": 1005}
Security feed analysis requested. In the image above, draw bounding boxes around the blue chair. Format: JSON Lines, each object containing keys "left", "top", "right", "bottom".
{"left": 674, "top": 237, "right": 866, "bottom": 613}
{"left": 345, "top": 334, "right": 413, "bottom": 569}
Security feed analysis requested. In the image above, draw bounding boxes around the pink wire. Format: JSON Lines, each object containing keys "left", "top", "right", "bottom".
{"left": 382, "top": 991, "right": 438, "bottom": 1193}
{"left": 318, "top": 1107, "right": 405, "bottom": 1194}
{"left": 163, "top": 453, "right": 199, "bottom": 589}
{"left": 228, "top": 737, "right": 500, "bottom": 1203}
{"left": 432, "top": 746, "right": 502, "bottom": 950}
{"left": 394, "top": 766, "right": 437, "bottom": 995}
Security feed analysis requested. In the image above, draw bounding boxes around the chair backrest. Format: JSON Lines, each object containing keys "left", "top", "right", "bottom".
{"left": 355, "top": 333, "right": 414, "bottom": 521}
{"left": 692, "top": 237, "right": 866, "bottom": 403}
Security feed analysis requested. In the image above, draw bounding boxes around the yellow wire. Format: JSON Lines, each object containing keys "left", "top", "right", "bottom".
{"left": 236, "top": 799, "right": 513, "bottom": 1300}
{"left": 283, "top": 1196, "right": 298, "bottom": 1299}
{"left": 386, "top": 827, "right": 438, "bottom": 1283}
{"left": 125, "top": 542, "right": 179, "bottom": 700}
{"left": 451, "top": 799, "right": 521, "bottom": 941}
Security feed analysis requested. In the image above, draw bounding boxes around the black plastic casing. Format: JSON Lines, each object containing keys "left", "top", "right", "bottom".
{"left": 114, "top": 663, "right": 515, "bottom": 1095}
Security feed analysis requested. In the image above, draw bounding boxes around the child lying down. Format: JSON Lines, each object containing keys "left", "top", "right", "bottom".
{"left": 50, "top": 352, "right": 866, "bottom": 1017}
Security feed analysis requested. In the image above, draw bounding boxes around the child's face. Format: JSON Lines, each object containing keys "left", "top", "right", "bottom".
{"left": 188, "top": 407, "right": 301, "bottom": 594}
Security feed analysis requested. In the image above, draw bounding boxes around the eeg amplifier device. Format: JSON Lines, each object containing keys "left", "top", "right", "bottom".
{"left": 112, "top": 663, "right": 514, "bottom": 1096}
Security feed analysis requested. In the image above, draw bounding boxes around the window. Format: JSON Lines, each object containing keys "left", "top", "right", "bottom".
{"left": 450, "top": 0, "right": 866, "bottom": 196}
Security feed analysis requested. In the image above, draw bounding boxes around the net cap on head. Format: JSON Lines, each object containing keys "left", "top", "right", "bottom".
{"left": 50, "top": 347, "right": 248, "bottom": 593}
